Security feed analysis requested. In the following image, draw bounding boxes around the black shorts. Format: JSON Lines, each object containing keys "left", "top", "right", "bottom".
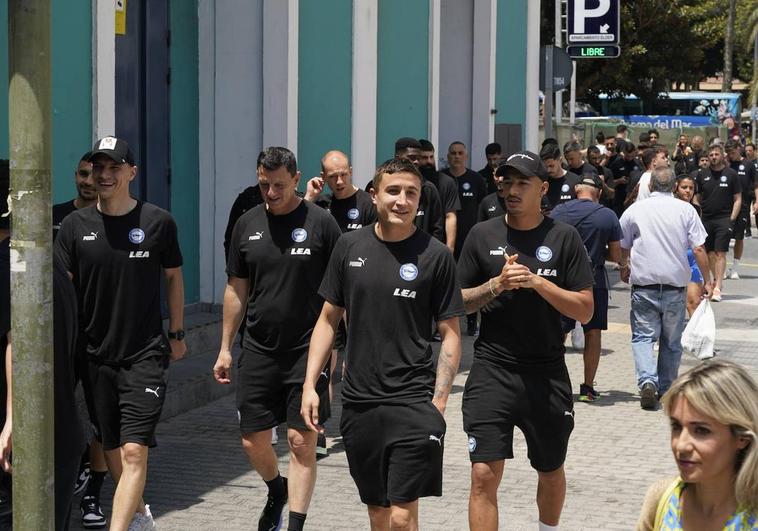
{"left": 703, "top": 216, "right": 732, "bottom": 252}
{"left": 86, "top": 354, "right": 168, "bottom": 451}
{"left": 733, "top": 208, "right": 750, "bottom": 241}
{"left": 236, "top": 348, "right": 330, "bottom": 433}
{"left": 561, "top": 287, "right": 608, "bottom": 333}
{"left": 462, "top": 359, "right": 574, "bottom": 472}
{"left": 340, "top": 401, "right": 446, "bottom": 507}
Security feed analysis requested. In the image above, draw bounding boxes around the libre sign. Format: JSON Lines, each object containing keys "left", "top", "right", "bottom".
{"left": 567, "top": 0, "right": 620, "bottom": 53}
{"left": 566, "top": 45, "right": 620, "bottom": 59}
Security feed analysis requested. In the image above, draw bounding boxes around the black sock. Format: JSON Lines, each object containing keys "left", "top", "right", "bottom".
{"left": 85, "top": 470, "right": 107, "bottom": 499}
{"left": 264, "top": 474, "right": 285, "bottom": 499}
{"left": 287, "top": 511, "right": 306, "bottom": 531}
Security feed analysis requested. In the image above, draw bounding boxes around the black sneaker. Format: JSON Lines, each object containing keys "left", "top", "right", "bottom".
{"left": 640, "top": 382, "right": 657, "bottom": 410}
{"left": 73, "top": 452, "right": 91, "bottom": 496}
{"left": 578, "top": 383, "right": 599, "bottom": 402}
{"left": 258, "top": 477, "right": 288, "bottom": 531}
{"left": 80, "top": 495, "right": 106, "bottom": 529}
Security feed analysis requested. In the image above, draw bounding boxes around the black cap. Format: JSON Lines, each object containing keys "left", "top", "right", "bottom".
{"left": 499, "top": 151, "right": 548, "bottom": 181}
{"left": 88, "top": 136, "right": 135, "bottom": 165}
{"left": 578, "top": 173, "right": 603, "bottom": 189}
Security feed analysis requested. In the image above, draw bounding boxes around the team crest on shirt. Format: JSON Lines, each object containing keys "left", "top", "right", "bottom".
{"left": 536, "top": 246, "right": 553, "bottom": 262}
{"left": 561, "top": 184, "right": 570, "bottom": 193}
{"left": 468, "top": 436, "right": 477, "bottom": 452}
{"left": 347, "top": 208, "right": 360, "bottom": 220}
{"left": 291, "top": 228, "right": 307, "bottom": 242}
{"left": 129, "top": 228, "right": 145, "bottom": 244}
{"left": 463, "top": 182, "right": 471, "bottom": 191}
{"left": 739, "top": 165, "right": 745, "bottom": 171}
{"left": 399, "top": 263, "right": 418, "bottom": 281}
{"left": 720, "top": 175, "right": 727, "bottom": 183}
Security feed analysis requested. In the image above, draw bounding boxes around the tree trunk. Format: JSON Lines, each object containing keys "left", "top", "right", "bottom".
{"left": 8, "top": 1, "right": 55, "bottom": 529}
{"left": 723, "top": 0, "right": 737, "bottom": 91}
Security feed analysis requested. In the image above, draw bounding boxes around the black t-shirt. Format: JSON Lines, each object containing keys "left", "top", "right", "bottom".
{"left": 415, "top": 180, "right": 445, "bottom": 242}
{"left": 227, "top": 200, "right": 341, "bottom": 354}
{"left": 316, "top": 188, "right": 377, "bottom": 233}
{"left": 224, "top": 185, "right": 264, "bottom": 260}
{"left": 0, "top": 238, "right": 8, "bottom": 429}
{"left": 568, "top": 162, "right": 598, "bottom": 178}
{"left": 443, "top": 168, "right": 487, "bottom": 256}
{"left": 477, "top": 193, "right": 506, "bottom": 222}
{"left": 549, "top": 199, "right": 622, "bottom": 288}
{"left": 479, "top": 165, "right": 498, "bottom": 195}
{"left": 694, "top": 167, "right": 741, "bottom": 219}
{"left": 544, "top": 171, "right": 581, "bottom": 212}
{"left": 55, "top": 202, "right": 183, "bottom": 365}
{"left": 730, "top": 159, "right": 756, "bottom": 205}
{"left": 52, "top": 199, "right": 78, "bottom": 239}
{"left": 425, "top": 170, "right": 461, "bottom": 214}
{"left": 609, "top": 157, "right": 641, "bottom": 210}
{"left": 319, "top": 226, "right": 464, "bottom": 405}
{"left": 457, "top": 217, "right": 594, "bottom": 370}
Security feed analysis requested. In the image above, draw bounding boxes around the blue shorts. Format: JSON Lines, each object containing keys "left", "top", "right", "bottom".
{"left": 687, "top": 249, "right": 703, "bottom": 284}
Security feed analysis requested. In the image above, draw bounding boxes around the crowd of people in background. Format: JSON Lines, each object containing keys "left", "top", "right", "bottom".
{"left": 0, "top": 123, "right": 757, "bottom": 530}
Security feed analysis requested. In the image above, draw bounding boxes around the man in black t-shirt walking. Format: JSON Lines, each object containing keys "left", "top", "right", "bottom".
{"left": 55, "top": 136, "right": 186, "bottom": 531}
{"left": 302, "top": 157, "right": 464, "bottom": 530}
{"left": 478, "top": 142, "right": 503, "bottom": 194}
{"left": 53, "top": 152, "right": 96, "bottom": 238}
{"left": 457, "top": 151, "right": 594, "bottom": 530}
{"left": 419, "top": 139, "right": 460, "bottom": 253}
{"left": 725, "top": 140, "right": 757, "bottom": 279}
{"left": 214, "top": 147, "right": 341, "bottom": 531}
{"left": 695, "top": 144, "right": 742, "bottom": 301}
{"left": 477, "top": 164, "right": 506, "bottom": 222}
{"left": 540, "top": 143, "right": 581, "bottom": 213}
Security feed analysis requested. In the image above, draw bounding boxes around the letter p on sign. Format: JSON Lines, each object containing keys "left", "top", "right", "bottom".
{"left": 574, "top": 0, "right": 610, "bottom": 33}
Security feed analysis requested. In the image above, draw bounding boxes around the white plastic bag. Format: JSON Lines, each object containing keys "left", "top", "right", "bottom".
{"left": 681, "top": 299, "right": 716, "bottom": 360}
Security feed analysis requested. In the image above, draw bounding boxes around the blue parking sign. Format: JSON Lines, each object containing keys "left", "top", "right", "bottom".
{"left": 567, "top": 0, "right": 620, "bottom": 45}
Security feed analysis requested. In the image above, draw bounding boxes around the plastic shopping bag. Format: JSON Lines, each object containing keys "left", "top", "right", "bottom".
{"left": 681, "top": 299, "right": 716, "bottom": 360}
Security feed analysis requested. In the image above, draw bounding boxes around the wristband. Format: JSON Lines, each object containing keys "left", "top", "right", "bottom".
{"left": 488, "top": 278, "right": 498, "bottom": 297}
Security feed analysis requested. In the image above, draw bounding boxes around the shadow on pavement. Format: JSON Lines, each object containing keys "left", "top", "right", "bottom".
{"left": 578, "top": 389, "right": 639, "bottom": 408}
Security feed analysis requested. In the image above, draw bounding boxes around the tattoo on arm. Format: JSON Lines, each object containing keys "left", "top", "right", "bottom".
{"left": 434, "top": 346, "right": 458, "bottom": 400}
{"left": 462, "top": 282, "right": 496, "bottom": 314}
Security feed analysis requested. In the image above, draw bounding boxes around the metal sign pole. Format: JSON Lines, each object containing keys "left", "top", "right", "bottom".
{"left": 555, "top": 0, "right": 563, "bottom": 124}
{"left": 570, "top": 60, "right": 577, "bottom": 125}
{"left": 544, "top": 46, "right": 554, "bottom": 139}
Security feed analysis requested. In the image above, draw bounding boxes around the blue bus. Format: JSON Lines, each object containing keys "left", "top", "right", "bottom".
{"left": 596, "top": 91, "right": 742, "bottom": 129}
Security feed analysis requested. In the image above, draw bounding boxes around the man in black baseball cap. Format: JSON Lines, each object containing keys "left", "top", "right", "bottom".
{"left": 87, "top": 136, "right": 135, "bottom": 166}
{"left": 457, "top": 149, "right": 594, "bottom": 529}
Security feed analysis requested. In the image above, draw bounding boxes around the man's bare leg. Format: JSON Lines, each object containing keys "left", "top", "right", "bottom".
{"left": 713, "top": 251, "right": 727, "bottom": 292}
{"left": 241, "top": 429, "right": 280, "bottom": 481}
{"left": 287, "top": 427, "right": 318, "bottom": 513}
{"left": 536, "top": 466, "right": 566, "bottom": 526}
{"left": 582, "top": 329, "right": 601, "bottom": 387}
{"left": 368, "top": 505, "right": 390, "bottom": 530}
{"left": 389, "top": 500, "right": 419, "bottom": 531}
{"left": 469, "top": 460, "right": 504, "bottom": 531}
{"left": 108, "top": 443, "right": 149, "bottom": 531}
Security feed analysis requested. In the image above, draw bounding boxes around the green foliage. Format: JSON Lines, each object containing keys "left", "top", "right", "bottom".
{"left": 539, "top": 0, "right": 758, "bottom": 107}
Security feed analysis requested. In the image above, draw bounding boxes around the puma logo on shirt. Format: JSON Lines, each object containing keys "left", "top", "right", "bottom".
{"left": 348, "top": 257, "right": 367, "bottom": 267}
{"left": 145, "top": 386, "right": 161, "bottom": 398}
{"left": 249, "top": 231, "right": 264, "bottom": 241}
{"left": 428, "top": 434, "right": 444, "bottom": 446}
{"left": 82, "top": 232, "right": 99, "bottom": 241}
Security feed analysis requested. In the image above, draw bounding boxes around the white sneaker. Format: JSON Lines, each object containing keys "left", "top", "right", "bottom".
{"left": 724, "top": 269, "right": 731, "bottom": 280}
{"left": 571, "top": 322, "right": 585, "bottom": 350}
{"left": 127, "top": 505, "right": 156, "bottom": 531}
{"left": 728, "top": 270, "right": 740, "bottom": 280}
{"left": 271, "top": 427, "right": 278, "bottom": 445}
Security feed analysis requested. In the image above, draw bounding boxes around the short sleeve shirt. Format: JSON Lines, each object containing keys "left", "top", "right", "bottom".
{"left": 477, "top": 193, "right": 506, "bottom": 222}
{"left": 695, "top": 167, "right": 741, "bottom": 219}
{"left": 54, "top": 202, "right": 183, "bottom": 365}
{"left": 227, "top": 200, "right": 341, "bottom": 354}
{"left": 442, "top": 168, "right": 487, "bottom": 255}
{"left": 319, "top": 226, "right": 464, "bottom": 405}
{"left": 730, "top": 160, "right": 756, "bottom": 206}
{"left": 550, "top": 199, "right": 622, "bottom": 288}
{"left": 457, "top": 217, "right": 594, "bottom": 370}
{"left": 316, "top": 188, "right": 377, "bottom": 233}
{"left": 544, "top": 171, "right": 581, "bottom": 212}
{"left": 52, "top": 200, "right": 77, "bottom": 240}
